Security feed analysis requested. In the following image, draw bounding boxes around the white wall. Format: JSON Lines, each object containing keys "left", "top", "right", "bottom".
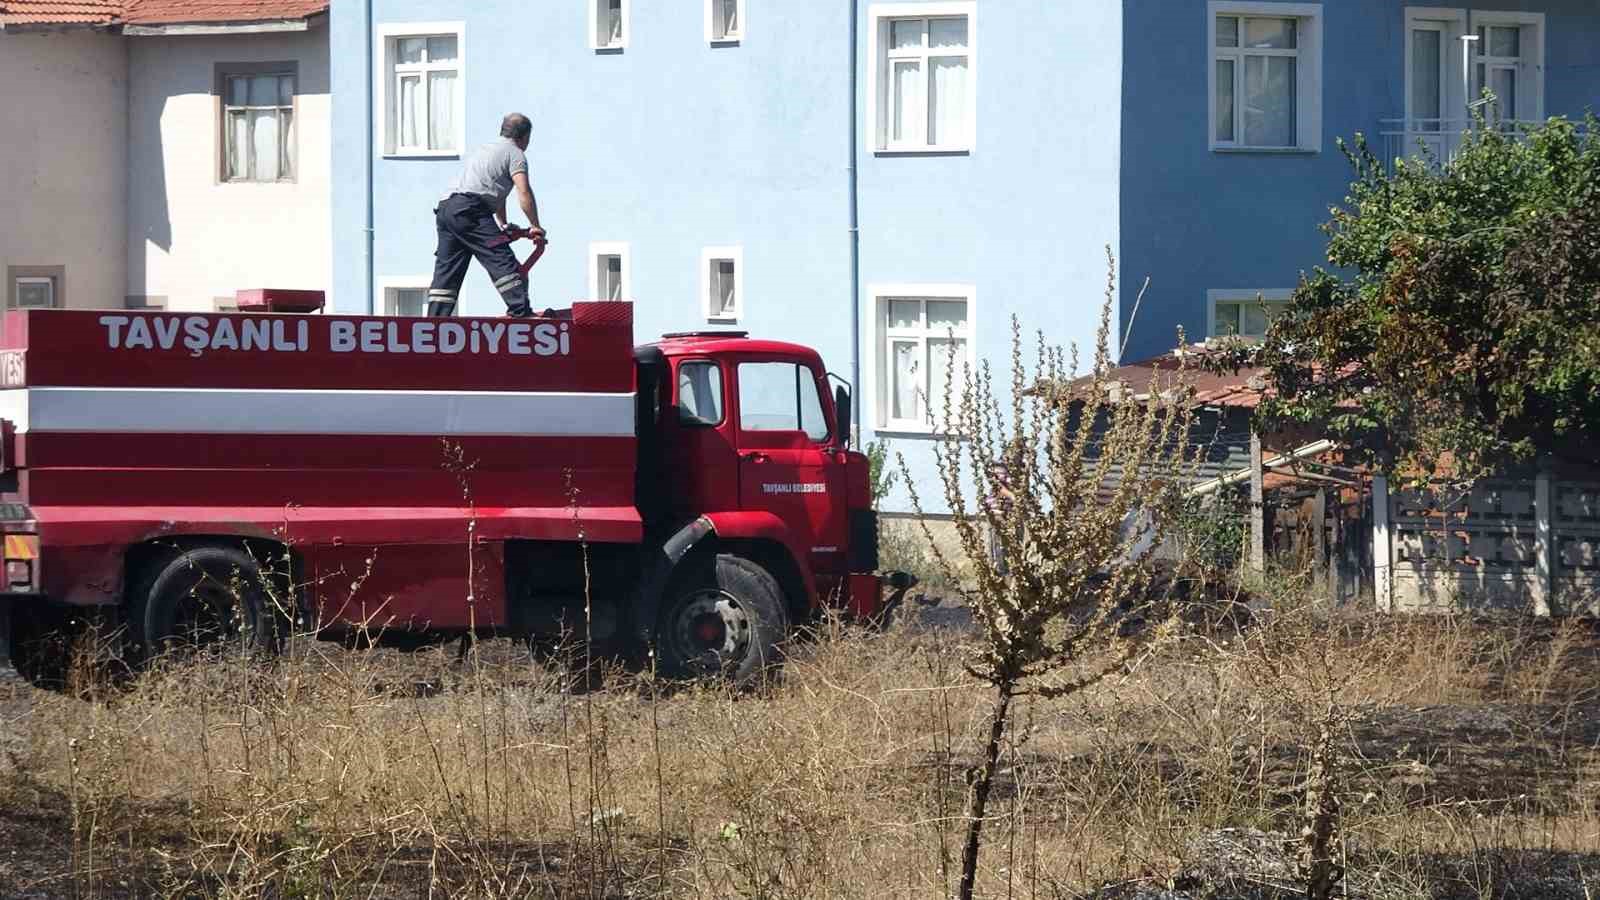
{"left": 127, "top": 26, "right": 330, "bottom": 311}
{"left": 0, "top": 30, "right": 128, "bottom": 310}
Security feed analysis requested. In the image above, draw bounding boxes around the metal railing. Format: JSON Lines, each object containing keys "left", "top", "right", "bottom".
{"left": 1378, "top": 117, "right": 1588, "bottom": 170}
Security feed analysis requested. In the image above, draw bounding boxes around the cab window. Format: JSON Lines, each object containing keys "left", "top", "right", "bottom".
{"left": 677, "top": 360, "right": 724, "bottom": 426}
{"left": 738, "top": 362, "right": 829, "bottom": 441}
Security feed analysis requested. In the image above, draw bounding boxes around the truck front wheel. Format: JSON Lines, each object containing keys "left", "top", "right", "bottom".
{"left": 656, "top": 554, "right": 788, "bottom": 684}
{"left": 131, "top": 545, "right": 284, "bottom": 663}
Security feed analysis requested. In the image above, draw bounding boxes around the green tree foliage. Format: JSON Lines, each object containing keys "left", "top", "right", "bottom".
{"left": 1227, "top": 116, "right": 1600, "bottom": 481}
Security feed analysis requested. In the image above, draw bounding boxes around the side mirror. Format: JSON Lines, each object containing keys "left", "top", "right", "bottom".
{"left": 833, "top": 384, "right": 853, "bottom": 448}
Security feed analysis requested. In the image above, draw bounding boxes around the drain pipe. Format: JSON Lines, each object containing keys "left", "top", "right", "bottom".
{"left": 363, "top": 0, "right": 375, "bottom": 314}
{"left": 847, "top": 0, "right": 862, "bottom": 444}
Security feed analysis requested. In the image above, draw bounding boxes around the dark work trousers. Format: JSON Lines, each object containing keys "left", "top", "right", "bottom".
{"left": 428, "top": 193, "right": 531, "bottom": 317}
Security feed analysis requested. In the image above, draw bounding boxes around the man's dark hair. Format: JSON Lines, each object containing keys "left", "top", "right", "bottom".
{"left": 500, "top": 113, "right": 533, "bottom": 142}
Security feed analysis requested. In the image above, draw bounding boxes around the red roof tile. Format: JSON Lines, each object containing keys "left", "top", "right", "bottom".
{"left": 0, "top": 1, "right": 120, "bottom": 26}
{"left": 123, "top": 0, "right": 325, "bottom": 25}
{"left": 0, "top": 0, "right": 326, "bottom": 26}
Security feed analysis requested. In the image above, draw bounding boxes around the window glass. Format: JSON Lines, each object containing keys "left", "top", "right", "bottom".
{"left": 678, "top": 361, "right": 724, "bottom": 426}
{"left": 1243, "top": 17, "right": 1295, "bottom": 49}
{"left": 1216, "top": 16, "right": 1239, "bottom": 48}
{"left": 223, "top": 71, "right": 294, "bottom": 182}
{"left": 881, "top": 13, "right": 972, "bottom": 149}
{"left": 880, "top": 295, "right": 971, "bottom": 430}
{"left": 738, "top": 362, "right": 829, "bottom": 440}
{"left": 390, "top": 33, "right": 459, "bottom": 153}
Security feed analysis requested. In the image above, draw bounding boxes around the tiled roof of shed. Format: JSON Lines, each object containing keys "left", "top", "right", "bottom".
{"left": 123, "top": 0, "right": 325, "bottom": 25}
{"left": 1, "top": 0, "right": 326, "bottom": 26}
{"left": 0, "top": 1, "right": 120, "bottom": 25}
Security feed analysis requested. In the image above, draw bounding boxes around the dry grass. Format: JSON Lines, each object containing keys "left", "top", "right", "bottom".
{"left": 1, "top": 600, "right": 1598, "bottom": 899}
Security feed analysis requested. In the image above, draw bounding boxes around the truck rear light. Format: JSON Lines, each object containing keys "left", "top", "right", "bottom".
{"left": 6, "top": 560, "right": 30, "bottom": 589}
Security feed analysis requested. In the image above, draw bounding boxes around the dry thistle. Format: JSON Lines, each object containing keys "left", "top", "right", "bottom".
{"left": 898, "top": 249, "right": 1200, "bottom": 900}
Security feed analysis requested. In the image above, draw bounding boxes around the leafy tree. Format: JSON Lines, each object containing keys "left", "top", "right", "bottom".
{"left": 1220, "top": 116, "right": 1600, "bottom": 481}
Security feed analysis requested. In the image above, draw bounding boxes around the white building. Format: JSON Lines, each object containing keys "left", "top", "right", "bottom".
{"left": 0, "top": 0, "right": 329, "bottom": 312}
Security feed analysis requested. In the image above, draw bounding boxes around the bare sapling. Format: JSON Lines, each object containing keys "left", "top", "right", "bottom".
{"left": 899, "top": 251, "right": 1199, "bottom": 900}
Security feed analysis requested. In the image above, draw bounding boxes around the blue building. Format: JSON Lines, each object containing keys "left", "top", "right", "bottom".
{"left": 1119, "top": 0, "right": 1600, "bottom": 359}
{"left": 328, "top": 1, "right": 1598, "bottom": 513}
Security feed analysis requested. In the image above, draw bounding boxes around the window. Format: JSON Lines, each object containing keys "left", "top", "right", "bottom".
{"left": 1209, "top": 2, "right": 1322, "bottom": 151}
{"left": 378, "top": 277, "right": 432, "bottom": 316}
{"left": 15, "top": 278, "right": 55, "bottom": 309}
{"left": 706, "top": 0, "right": 743, "bottom": 43}
{"left": 873, "top": 285, "right": 973, "bottom": 433}
{"left": 590, "top": 0, "right": 628, "bottom": 50}
{"left": 7, "top": 266, "right": 62, "bottom": 309}
{"left": 377, "top": 23, "right": 465, "bottom": 156}
{"left": 588, "top": 242, "right": 631, "bottom": 301}
{"left": 1208, "top": 289, "right": 1291, "bottom": 339}
{"left": 702, "top": 246, "right": 742, "bottom": 322}
{"left": 677, "top": 360, "right": 724, "bottom": 426}
{"left": 218, "top": 65, "right": 296, "bottom": 182}
{"left": 869, "top": 2, "right": 975, "bottom": 152}
{"left": 1470, "top": 12, "right": 1545, "bottom": 124}
{"left": 738, "top": 362, "right": 829, "bottom": 441}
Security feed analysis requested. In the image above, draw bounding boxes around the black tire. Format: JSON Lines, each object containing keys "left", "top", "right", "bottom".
{"left": 130, "top": 545, "right": 284, "bottom": 663}
{"left": 656, "top": 554, "right": 789, "bottom": 685}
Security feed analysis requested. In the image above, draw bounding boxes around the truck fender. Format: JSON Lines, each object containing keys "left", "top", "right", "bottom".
{"left": 633, "top": 513, "right": 816, "bottom": 646}
{"left": 699, "top": 510, "right": 818, "bottom": 608}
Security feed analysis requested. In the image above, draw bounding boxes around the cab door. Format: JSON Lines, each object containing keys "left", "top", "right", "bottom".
{"left": 732, "top": 358, "right": 848, "bottom": 578}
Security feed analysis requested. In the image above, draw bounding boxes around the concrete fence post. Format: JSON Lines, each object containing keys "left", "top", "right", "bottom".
{"left": 1534, "top": 469, "right": 1554, "bottom": 617}
{"left": 1372, "top": 475, "right": 1393, "bottom": 612}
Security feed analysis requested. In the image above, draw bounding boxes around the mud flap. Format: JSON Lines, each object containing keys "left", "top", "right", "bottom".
{"left": 633, "top": 517, "right": 717, "bottom": 646}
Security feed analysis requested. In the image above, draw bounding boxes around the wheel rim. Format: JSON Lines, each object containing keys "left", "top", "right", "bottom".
{"left": 665, "top": 588, "right": 752, "bottom": 674}
{"left": 168, "top": 577, "right": 245, "bottom": 650}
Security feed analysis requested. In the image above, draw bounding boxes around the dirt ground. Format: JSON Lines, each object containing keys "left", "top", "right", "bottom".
{"left": 0, "top": 607, "right": 1597, "bottom": 899}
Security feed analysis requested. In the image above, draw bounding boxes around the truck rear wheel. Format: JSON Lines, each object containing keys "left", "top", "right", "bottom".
{"left": 131, "top": 545, "right": 284, "bottom": 663}
{"left": 656, "top": 554, "right": 788, "bottom": 685}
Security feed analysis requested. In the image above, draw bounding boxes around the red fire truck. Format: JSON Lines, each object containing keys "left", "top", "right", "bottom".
{"left": 0, "top": 298, "right": 896, "bottom": 682}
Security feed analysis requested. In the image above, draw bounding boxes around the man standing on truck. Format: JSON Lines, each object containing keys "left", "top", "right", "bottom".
{"left": 426, "top": 113, "right": 547, "bottom": 318}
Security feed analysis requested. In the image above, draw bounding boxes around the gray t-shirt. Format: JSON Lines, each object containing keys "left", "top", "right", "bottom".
{"left": 446, "top": 138, "right": 528, "bottom": 206}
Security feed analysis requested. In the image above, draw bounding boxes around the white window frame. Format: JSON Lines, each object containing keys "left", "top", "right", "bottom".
{"left": 13, "top": 277, "right": 57, "bottom": 309}
{"left": 705, "top": 0, "right": 744, "bottom": 44}
{"left": 1206, "top": 288, "right": 1292, "bottom": 340}
{"left": 702, "top": 246, "right": 743, "bottom": 323}
{"left": 866, "top": 1, "right": 977, "bottom": 155}
{"left": 872, "top": 283, "right": 975, "bottom": 435}
{"left": 1468, "top": 10, "right": 1544, "bottom": 123}
{"left": 375, "top": 21, "right": 467, "bottom": 159}
{"left": 219, "top": 67, "right": 297, "bottom": 184}
{"left": 588, "top": 241, "right": 632, "bottom": 302}
{"left": 1207, "top": 1, "right": 1323, "bottom": 153}
{"left": 377, "top": 275, "right": 434, "bottom": 316}
{"left": 589, "top": 0, "right": 630, "bottom": 51}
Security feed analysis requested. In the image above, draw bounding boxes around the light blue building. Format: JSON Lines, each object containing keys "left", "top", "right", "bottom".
{"left": 328, "top": 1, "right": 1598, "bottom": 513}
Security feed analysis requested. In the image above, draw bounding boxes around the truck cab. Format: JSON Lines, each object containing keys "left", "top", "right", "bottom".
{"left": 633, "top": 332, "right": 881, "bottom": 622}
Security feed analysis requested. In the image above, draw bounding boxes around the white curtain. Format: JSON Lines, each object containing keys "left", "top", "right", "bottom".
{"left": 892, "top": 61, "right": 919, "bottom": 143}
{"left": 228, "top": 111, "right": 249, "bottom": 180}
{"left": 281, "top": 109, "right": 295, "bottom": 178}
{"left": 892, "top": 341, "right": 918, "bottom": 421}
{"left": 930, "top": 57, "right": 967, "bottom": 146}
{"left": 719, "top": 0, "right": 738, "bottom": 36}
{"left": 1492, "top": 68, "right": 1517, "bottom": 120}
{"left": 928, "top": 338, "right": 963, "bottom": 426}
{"left": 251, "top": 110, "right": 280, "bottom": 181}
{"left": 428, "top": 70, "right": 456, "bottom": 150}
{"left": 1243, "top": 55, "right": 1295, "bottom": 146}
{"left": 1411, "top": 30, "right": 1441, "bottom": 126}
{"left": 1215, "top": 59, "right": 1235, "bottom": 142}
{"left": 399, "top": 75, "right": 422, "bottom": 148}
